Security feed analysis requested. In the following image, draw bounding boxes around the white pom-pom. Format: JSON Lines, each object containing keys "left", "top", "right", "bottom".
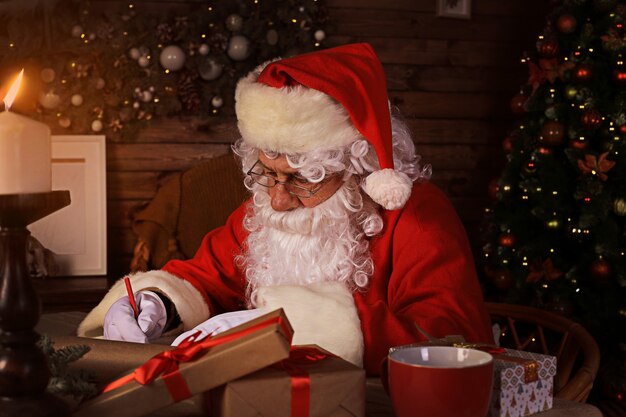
{"left": 362, "top": 169, "right": 412, "bottom": 210}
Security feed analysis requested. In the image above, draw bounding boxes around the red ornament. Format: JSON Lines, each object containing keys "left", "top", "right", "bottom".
{"left": 510, "top": 94, "right": 528, "bottom": 115}
{"left": 615, "top": 69, "right": 626, "bottom": 84}
{"left": 569, "top": 139, "right": 587, "bottom": 149}
{"left": 556, "top": 14, "right": 577, "bottom": 34}
{"left": 538, "top": 146, "right": 552, "bottom": 155}
{"left": 590, "top": 258, "right": 612, "bottom": 284}
{"left": 620, "top": 124, "right": 626, "bottom": 134}
{"left": 488, "top": 179, "right": 500, "bottom": 200}
{"left": 536, "top": 38, "right": 559, "bottom": 57}
{"left": 581, "top": 109, "right": 602, "bottom": 129}
{"left": 502, "top": 136, "right": 513, "bottom": 153}
{"left": 541, "top": 120, "right": 565, "bottom": 146}
{"left": 574, "top": 64, "right": 593, "bottom": 83}
{"left": 499, "top": 233, "right": 515, "bottom": 247}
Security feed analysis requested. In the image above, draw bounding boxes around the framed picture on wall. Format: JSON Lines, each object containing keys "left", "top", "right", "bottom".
{"left": 436, "top": 0, "right": 472, "bottom": 19}
{"left": 29, "top": 135, "right": 107, "bottom": 276}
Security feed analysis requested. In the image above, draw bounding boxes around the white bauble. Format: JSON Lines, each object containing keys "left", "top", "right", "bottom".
{"left": 71, "top": 25, "right": 83, "bottom": 37}
{"left": 159, "top": 45, "right": 186, "bottom": 71}
{"left": 40, "top": 68, "right": 56, "bottom": 84}
{"left": 133, "top": 101, "right": 140, "bottom": 109}
{"left": 211, "top": 95, "right": 224, "bottom": 108}
{"left": 95, "top": 78, "right": 106, "bottom": 90}
{"left": 266, "top": 29, "right": 278, "bottom": 46}
{"left": 225, "top": 14, "right": 244, "bottom": 32}
{"left": 198, "top": 58, "right": 224, "bottom": 81}
{"left": 198, "top": 44, "right": 210, "bottom": 55}
{"left": 91, "top": 120, "right": 103, "bottom": 132}
{"left": 138, "top": 56, "right": 150, "bottom": 68}
{"left": 58, "top": 117, "right": 71, "bottom": 128}
{"left": 88, "top": 33, "right": 96, "bottom": 41}
{"left": 129, "top": 47, "right": 141, "bottom": 60}
{"left": 314, "top": 29, "right": 326, "bottom": 42}
{"left": 38, "top": 91, "right": 61, "bottom": 110}
{"left": 227, "top": 35, "right": 250, "bottom": 61}
{"left": 71, "top": 94, "right": 84, "bottom": 107}
{"left": 141, "top": 91, "right": 153, "bottom": 103}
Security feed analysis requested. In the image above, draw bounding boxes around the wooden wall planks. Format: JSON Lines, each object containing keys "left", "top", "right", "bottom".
{"left": 100, "top": 0, "right": 549, "bottom": 278}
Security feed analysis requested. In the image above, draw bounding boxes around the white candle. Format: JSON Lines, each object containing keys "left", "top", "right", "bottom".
{"left": 0, "top": 70, "right": 51, "bottom": 195}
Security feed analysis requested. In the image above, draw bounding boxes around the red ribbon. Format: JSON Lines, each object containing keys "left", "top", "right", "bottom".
{"left": 273, "top": 347, "right": 335, "bottom": 417}
{"left": 102, "top": 315, "right": 292, "bottom": 402}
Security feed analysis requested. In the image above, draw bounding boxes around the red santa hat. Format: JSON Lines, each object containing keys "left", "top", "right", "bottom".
{"left": 235, "top": 43, "right": 413, "bottom": 210}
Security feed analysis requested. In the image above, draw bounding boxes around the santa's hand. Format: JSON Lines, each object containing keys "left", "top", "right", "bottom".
{"left": 104, "top": 290, "right": 167, "bottom": 343}
{"left": 171, "top": 308, "right": 270, "bottom": 346}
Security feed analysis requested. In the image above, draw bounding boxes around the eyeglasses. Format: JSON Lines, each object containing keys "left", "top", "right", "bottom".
{"left": 246, "top": 160, "right": 327, "bottom": 198}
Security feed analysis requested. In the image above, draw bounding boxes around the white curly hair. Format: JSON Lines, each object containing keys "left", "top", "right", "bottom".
{"left": 232, "top": 109, "right": 431, "bottom": 303}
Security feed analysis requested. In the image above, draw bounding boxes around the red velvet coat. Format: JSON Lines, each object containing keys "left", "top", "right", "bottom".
{"left": 163, "top": 182, "right": 494, "bottom": 375}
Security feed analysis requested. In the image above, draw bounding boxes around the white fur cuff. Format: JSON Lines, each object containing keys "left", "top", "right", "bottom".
{"left": 255, "top": 282, "right": 364, "bottom": 367}
{"left": 77, "top": 270, "right": 210, "bottom": 338}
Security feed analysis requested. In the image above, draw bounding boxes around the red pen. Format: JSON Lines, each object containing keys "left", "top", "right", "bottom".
{"left": 124, "top": 276, "right": 139, "bottom": 319}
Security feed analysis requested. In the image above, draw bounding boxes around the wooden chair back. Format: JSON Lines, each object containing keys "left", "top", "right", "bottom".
{"left": 486, "top": 302, "right": 600, "bottom": 403}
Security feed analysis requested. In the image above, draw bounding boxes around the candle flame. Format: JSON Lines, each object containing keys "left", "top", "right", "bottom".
{"left": 3, "top": 69, "right": 24, "bottom": 110}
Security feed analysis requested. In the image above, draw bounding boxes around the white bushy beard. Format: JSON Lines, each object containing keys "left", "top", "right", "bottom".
{"left": 239, "top": 179, "right": 380, "bottom": 307}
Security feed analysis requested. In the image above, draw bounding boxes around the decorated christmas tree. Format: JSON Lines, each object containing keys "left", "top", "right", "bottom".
{"left": 0, "top": 0, "right": 328, "bottom": 140}
{"left": 481, "top": 0, "right": 626, "bottom": 402}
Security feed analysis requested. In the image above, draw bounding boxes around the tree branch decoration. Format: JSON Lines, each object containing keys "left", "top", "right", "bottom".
{"left": 0, "top": 0, "right": 329, "bottom": 140}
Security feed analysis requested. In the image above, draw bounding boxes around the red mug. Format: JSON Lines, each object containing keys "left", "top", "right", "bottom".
{"left": 382, "top": 345, "right": 494, "bottom": 417}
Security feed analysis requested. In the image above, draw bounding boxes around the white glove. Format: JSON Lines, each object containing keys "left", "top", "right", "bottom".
{"left": 104, "top": 290, "right": 168, "bottom": 343}
{"left": 171, "top": 308, "right": 270, "bottom": 346}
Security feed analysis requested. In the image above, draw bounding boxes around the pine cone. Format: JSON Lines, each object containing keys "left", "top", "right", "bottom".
{"left": 177, "top": 71, "right": 201, "bottom": 111}
{"left": 156, "top": 23, "right": 175, "bottom": 44}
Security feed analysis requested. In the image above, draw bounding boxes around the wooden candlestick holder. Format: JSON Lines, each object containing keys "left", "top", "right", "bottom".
{"left": 0, "top": 191, "right": 71, "bottom": 417}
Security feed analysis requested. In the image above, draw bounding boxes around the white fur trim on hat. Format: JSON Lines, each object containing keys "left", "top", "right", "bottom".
{"left": 235, "top": 68, "right": 361, "bottom": 154}
{"left": 362, "top": 168, "right": 413, "bottom": 210}
{"left": 255, "top": 282, "right": 364, "bottom": 367}
{"left": 77, "top": 270, "right": 210, "bottom": 338}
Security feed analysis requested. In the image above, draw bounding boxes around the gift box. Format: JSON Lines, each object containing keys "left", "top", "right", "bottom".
{"left": 73, "top": 308, "right": 293, "bottom": 417}
{"left": 489, "top": 348, "right": 557, "bottom": 417}
{"left": 52, "top": 335, "right": 174, "bottom": 389}
{"left": 208, "top": 345, "right": 366, "bottom": 417}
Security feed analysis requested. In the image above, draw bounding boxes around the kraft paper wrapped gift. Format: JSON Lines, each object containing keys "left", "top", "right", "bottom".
{"left": 489, "top": 348, "right": 557, "bottom": 417}
{"left": 208, "top": 345, "right": 366, "bottom": 417}
{"left": 72, "top": 308, "right": 293, "bottom": 417}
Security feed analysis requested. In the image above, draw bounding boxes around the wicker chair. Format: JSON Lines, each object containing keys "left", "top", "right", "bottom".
{"left": 486, "top": 302, "right": 601, "bottom": 403}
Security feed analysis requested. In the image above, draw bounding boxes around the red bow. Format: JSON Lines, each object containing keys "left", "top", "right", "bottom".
{"left": 527, "top": 59, "right": 575, "bottom": 92}
{"left": 577, "top": 152, "right": 616, "bottom": 181}
{"left": 103, "top": 316, "right": 291, "bottom": 402}
{"left": 526, "top": 258, "right": 563, "bottom": 283}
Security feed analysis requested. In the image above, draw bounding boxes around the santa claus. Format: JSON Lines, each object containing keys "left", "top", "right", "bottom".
{"left": 78, "top": 43, "right": 493, "bottom": 373}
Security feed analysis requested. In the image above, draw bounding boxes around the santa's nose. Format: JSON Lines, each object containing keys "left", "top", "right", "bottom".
{"left": 270, "top": 184, "right": 300, "bottom": 211}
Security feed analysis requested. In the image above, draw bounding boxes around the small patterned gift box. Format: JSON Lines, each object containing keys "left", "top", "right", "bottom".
{"left": 489, "top": 348, "right": 557, "bottom": 417}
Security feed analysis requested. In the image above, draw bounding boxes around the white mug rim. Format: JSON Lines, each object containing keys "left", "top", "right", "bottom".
{"left": 388, "top": 345, "right": 493, "bottom": 369}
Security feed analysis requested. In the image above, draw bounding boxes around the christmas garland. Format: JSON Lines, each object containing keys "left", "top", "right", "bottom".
{"left": 0, "top": 0, "right": 329, "bottom": 140}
